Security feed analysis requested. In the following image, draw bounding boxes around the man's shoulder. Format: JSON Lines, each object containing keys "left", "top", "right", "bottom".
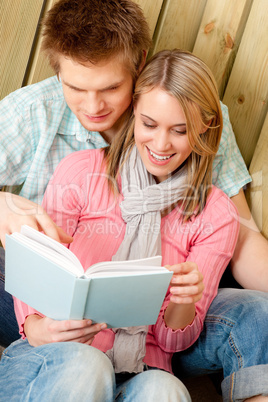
{"left": 4, "top": 76, "right": 65, "bottom": 108}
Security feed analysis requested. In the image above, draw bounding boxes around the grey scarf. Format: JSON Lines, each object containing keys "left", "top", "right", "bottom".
{"left": 105, "top": 145, "right": 187, "bottom": 373}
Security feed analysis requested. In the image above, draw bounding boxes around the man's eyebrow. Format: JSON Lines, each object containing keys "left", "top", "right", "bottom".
{"left": 100, "top": 81, "right": 124, "bottom": 91}
{"left": 141, "top": 113, "right": 186, "bottom": 126}
{"left": 62, "top": 79, "right": 124, "bottom": 91}
{"left": 62, "top": 80, "right": 84, "bottom": 91}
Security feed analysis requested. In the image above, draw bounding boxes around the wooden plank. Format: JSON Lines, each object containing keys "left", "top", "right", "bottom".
{"left": 223, "top": 0, "right": 268, "bottom": 167}
{"left": 192, "top": 0, "right": 253, "bottom": 98}
{"left": 26, "top": 0, "right": 164, "bottom": 86}
{"left": 135, "top": 0, "right": 164, "bottom": 36}
{"left": 24, "top": 0, "right": 58, "bottom": 86}
{"left": 0, "top": 0, "right": 44, "bottom": 99}
{"left": 247, "top": 113, "right": 268, "bottom": 238}
{"left": 151, "top": 0, "right": 207, "bottom": 55}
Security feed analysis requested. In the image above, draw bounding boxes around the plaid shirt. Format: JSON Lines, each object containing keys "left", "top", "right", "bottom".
{"left": 0, "top": 75, "right": 251, "bottom": 203}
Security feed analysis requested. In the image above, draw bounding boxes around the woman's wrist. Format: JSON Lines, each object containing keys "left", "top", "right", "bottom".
{"left": 164, "top": 302, "right": 196, "bottom": 330}
{"left": 24, "top": 314, "right": 43, "bottom": 346}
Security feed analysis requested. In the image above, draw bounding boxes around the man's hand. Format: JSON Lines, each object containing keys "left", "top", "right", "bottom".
{"left": 0, "top": 191, "right": 73, "bottom": 247}
{"left": 24, "top": 314, "right": 107, "bottom": 347}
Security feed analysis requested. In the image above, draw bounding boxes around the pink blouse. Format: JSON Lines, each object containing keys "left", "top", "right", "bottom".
{"left": 14, "top": 149, "right": 240, "bottom": 373}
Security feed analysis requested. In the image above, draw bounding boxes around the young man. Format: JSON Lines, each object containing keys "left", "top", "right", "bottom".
{"left": 0, "top": 0, "right": 267, "bottom": 400}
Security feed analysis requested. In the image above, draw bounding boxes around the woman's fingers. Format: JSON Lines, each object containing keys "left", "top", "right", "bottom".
{"left": 167, "top": 261, "right": 204, "bottom": 304}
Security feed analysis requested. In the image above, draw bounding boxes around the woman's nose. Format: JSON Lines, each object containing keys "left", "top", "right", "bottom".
{"left": 153, "top": 130, "right": 171, "bottom": 151}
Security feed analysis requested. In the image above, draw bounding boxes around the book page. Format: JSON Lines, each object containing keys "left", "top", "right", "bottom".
{"left": 85, "top": 255, "right": 164, "bottom": 276}
{"left": 11, "top": 232, "right": 83, "bottom": 276}
{"left": 20, "top": 225, "right": 83, "bottom": 271}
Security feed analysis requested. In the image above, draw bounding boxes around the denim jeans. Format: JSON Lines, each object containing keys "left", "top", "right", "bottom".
{"left": 0, "top": 247, "right": 19, "bottom": 347}
{"left": 0, "top": 339, "right": 191, "bottom": 401}
{"left": 172, "top": 288, "right": 268, "bottom": 401}
{"left": 1, "top": 245, "right": 268, "bottom": 400}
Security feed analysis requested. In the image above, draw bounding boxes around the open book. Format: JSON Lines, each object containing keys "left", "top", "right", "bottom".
{"left": 5, "top": 225, "right": 173, "bottom": 328}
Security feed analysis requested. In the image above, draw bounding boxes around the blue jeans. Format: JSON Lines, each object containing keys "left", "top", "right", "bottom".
{"left": 172, "top": 288, "right": 268, "bottom": 401}
{"left": 0, "top": 247, "right": 19, "bottom": 347}
{"left": 0, "top": 339, "right": 191, "bottom": 401}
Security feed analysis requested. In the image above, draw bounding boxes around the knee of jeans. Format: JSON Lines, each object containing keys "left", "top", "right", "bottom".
{"left": 214, "top": 289, "right": 268, "bottom": 317}
{"left": 239, "top": 295, "right": 268, "bottom": 347}
{"left": 40, "top": 342, "right": 114, "bottom": 377}
{"left": 223, "top": 291, "right": 268, "bottom": 369}
{"left": 138, "top": 370, "right": 191, "bottom": 401}
{"left": 235, "top": 292, "right": 268, "bottom": 328}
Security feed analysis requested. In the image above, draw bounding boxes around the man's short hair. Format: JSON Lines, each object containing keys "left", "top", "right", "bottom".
{"left": 41, "top": 0, "right": 152, "bottom": 77}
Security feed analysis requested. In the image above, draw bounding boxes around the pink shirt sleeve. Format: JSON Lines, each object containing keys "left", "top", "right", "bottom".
{"left": 151, "top": 190, "right": 240, "bottom": 353}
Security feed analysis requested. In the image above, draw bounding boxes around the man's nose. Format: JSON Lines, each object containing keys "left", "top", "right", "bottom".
{"left": 85, "top": 92, "right": 105, "bottom": 115}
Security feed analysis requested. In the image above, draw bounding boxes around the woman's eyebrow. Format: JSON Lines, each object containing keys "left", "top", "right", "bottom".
{"left": 140, "top": 113, "right": 186, "bottom": 126}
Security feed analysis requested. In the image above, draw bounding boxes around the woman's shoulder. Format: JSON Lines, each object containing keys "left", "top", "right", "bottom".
{"left": 52, "top": 148, "right": 107, "bottom": 182}
{"left": 203, "top": 185, "right": 239, "bottom": 220}
{"left": 58, "top": 148, "right": 105, "bottom": 168}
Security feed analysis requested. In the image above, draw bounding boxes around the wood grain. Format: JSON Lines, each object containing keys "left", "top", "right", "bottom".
{"left": 193, "top": 0, "right": 253, "bottom": 97}
{"left": 151, "top": 0, "right": 207, "bottom": 54}
{"left": 223, "top": 0, "right": 268, "bottom": 166}
{"left": 0, "top": 0, "right": 44, "bottom": 99}
{"left": 247, "top": 112, "right": 268, "bottom": 238}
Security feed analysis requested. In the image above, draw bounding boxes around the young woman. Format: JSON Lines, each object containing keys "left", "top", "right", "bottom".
{"left": 0, "top": 50, "right": 240, "bottom": 401}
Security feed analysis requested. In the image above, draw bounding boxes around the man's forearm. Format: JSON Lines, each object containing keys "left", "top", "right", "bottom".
{"left": 230, "top": 190, "right": 268, "bottom": 292}
{"left": 231, "top": 225, "right": 268, "bottom": 291}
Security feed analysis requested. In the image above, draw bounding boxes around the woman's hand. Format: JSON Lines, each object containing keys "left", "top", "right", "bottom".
{"left": 164, "top": 262, "right": 204, "bottom": 330}
{"left": 167, "top": 261, "right": 204, "bottom": 304}
{"left": 24, "top": 314, "right": 107, "bottom": 347}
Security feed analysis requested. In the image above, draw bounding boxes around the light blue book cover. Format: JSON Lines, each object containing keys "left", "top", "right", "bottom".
{"left": 5, "top": 227, "right": 173, "bottom": 328}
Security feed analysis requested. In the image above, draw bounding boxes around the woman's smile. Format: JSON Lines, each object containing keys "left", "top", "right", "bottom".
{"left": 146, "top": 146, "right": 175, "bottom": 165}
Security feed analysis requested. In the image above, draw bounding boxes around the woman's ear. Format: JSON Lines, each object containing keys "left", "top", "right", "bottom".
{"left": 200, "top": 119, "right": 212, "bottom": 134}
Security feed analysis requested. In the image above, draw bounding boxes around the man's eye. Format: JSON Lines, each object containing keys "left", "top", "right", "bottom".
{"left": 69, "top": 87, "right": 83, "bottom": 92}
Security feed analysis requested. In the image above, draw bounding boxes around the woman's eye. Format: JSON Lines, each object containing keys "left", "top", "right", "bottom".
{"left": 143, "top": 122, "right": 156, "bottom": 129}
{"left": 174, "top": 129, "right": 187, "bottom": 135}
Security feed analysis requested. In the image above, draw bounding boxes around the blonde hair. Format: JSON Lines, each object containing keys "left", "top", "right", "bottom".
{"left": 105, "top": 49, "right": 223, "bottom": 220}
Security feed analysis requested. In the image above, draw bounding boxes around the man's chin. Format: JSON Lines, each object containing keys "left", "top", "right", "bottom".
{"left": 81, "top": 119, "right": 112, "bottom": 134}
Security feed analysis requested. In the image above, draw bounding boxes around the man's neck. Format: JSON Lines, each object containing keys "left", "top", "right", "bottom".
{"left": 100, "top": 107, "right": 132, "bottom": 144}
{"left": 99, "top": 130, "right": 114, "bottom": 145}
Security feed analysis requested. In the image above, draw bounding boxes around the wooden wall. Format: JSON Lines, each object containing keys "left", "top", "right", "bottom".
{"left": 1, "top": 0, "right": 267, "bottom": 237}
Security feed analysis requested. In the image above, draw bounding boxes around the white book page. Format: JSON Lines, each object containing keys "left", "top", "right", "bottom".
{"left": 88, "top": 266, "right": 169, "bottom": 278}
{"left": 11, "top": 232, "right": 83, "bottom": 277}
{"left": 85, "top": 255, "right": 163, "bottom": 276}
{"left": 20, "top": 225, "right": 82, "bottom": 270}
